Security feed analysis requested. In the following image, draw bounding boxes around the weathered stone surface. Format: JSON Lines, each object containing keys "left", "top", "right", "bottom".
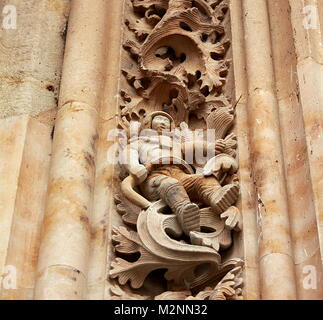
{"left": 34, "top": 265, "right": 86, "bottom": 300}
{"left": 34, "top": 0, "right": 108, "bottom": 300}
{"left": 0, "top": 0, "right": 322, "bottom": 301}
{"left": 0, "top": 115, "right": 51, "bottom": 300}
{"left": 0, "top": 0, "right": 70, "bottom": 118}
{"left": 242, "top": 0, "right": 297, "bottom": 299}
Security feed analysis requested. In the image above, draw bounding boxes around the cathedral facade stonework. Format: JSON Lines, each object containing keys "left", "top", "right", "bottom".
{"left": 0, "top": 0, "right": 322, "bottom": 300}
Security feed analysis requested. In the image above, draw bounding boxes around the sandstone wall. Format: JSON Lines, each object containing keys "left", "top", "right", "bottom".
{"left": 0, "top": 0, "right": 322, "bottom": 300}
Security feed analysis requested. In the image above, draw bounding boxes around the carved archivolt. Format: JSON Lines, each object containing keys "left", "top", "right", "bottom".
{"left": 109, "top": 0, "right": 243, "bottom": 300}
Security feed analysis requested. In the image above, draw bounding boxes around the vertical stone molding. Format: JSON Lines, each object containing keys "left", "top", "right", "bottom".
{"left": 86, "top": 0, "right": 125, "bottom": 300}
{"left": 242, "top": 0, "right": 297, "bottom": 299}
{"left": 0, "top": 0, "right": 70, "bottom": 119}
{"left": 0, "top": 116, "right": 51, "bottom": 300}
{"left": 34, "top": 0, "right": 108, "bottom": 300}
{"left": 0, "top": 0, "right": 322, "bottom": 301}
{"left": 289, "top": 0, "right": 323, "bottom": 263}
{"left": 230, "top": 0, "right": 260, "bottom": 300}
{"left": 268, "top": 0, "right": 323, "bottom": 300}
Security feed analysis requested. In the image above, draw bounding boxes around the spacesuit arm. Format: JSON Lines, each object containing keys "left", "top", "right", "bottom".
{"left": 121, "top": 142, "right": 148, "bottom": 183}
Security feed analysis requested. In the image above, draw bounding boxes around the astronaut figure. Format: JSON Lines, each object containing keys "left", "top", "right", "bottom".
{"left": 121, "top": 111, "right": 239, "bottom": 236}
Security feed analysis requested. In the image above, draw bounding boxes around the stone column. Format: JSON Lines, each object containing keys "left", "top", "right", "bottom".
{"left": 86, "top": 0, "right": 125, "bottom": 300}
{"left": 34, "top": 0, "right": 108, "bottom": 300}
{"left": 242, "top": 0, "right": 297, "bottom": 299}
{"left": 0, "top": 0, "right": 69, "bottom": 300}
{"left": 268, "top": 0, "right": 323, "bottom": 300}
{"left": 230, "top": 0, "right": 260, "bottom": 300}
{"left": 289, "top": 0, "right": 323, "bottom": 264}
{"left": 0, "top": 116, "right": 52, "bottom": 300}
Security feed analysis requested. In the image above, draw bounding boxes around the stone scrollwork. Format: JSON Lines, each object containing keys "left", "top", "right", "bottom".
{"left": 154, "top": 265, "right": 243, "bottom": 300}
{"left": 109, "top": 0, "right": 244, "bottom": 300}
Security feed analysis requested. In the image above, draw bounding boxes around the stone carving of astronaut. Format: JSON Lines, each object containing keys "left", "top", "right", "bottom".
{"left": 121, "top": 111, "right": 239, "bottom": 236}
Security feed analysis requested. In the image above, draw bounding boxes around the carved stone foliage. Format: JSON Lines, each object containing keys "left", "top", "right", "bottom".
{"left": 109, "top": 0, "right": 243, "bottom": 300}
{"left": 119, "top": 0, "right": 232, "bottom": 129}
{"left": 155, "top": 265, "right": 243, "bottom": 300}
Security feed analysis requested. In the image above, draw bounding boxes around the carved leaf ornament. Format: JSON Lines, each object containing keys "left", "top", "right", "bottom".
{"left": 109, "top": 0, "right": 244, "bottom": 300}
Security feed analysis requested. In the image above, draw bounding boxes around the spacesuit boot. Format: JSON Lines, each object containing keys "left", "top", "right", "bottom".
{"left": 160, "top": 178, "right": 200, "bottom": 236}
{"left": 208, "top": 183, "right": 240, "bottom": 214}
